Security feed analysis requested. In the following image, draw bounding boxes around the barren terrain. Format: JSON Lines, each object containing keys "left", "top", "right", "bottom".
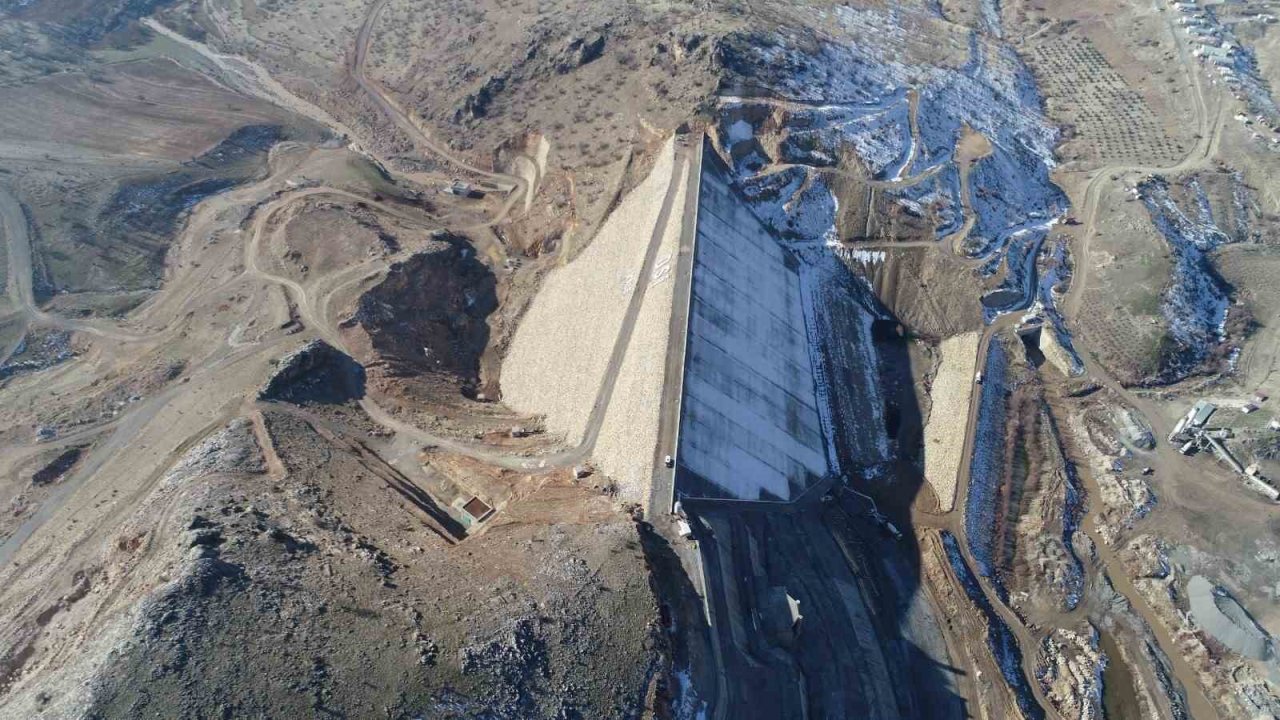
{"left": 2, "top": 0, "right": 1280, "bottom": 717}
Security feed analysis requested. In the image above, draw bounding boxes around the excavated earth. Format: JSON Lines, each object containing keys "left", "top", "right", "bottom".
{"left": 342, "top": 235, "right": 497, "bottom": 402}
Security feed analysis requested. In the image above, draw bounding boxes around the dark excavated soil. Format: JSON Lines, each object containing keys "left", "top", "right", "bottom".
{"left": 346, "top": 234, "right": 497, "bottom": 400}
{"left": 259, "top": 340, "right": 367, "bottom": 405}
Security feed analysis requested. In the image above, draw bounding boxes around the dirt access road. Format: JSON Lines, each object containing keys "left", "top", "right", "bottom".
{"left": 0, "top": 189, "right": 151, "bottom": 364}
{"left": 888, "top": 5, "right": 1228, "bottom": 711}
{"left": 303, "top": 141, "right": 691, "bottom": 475}
{"left": 911, "top": 6, "right": 1229, "bottom": 713}
{"left": 1, "top": 14, "right": 692, "bottom": 585}
{"left": 351, "top": 0, "right": 528, "bottom": 212}
{"left": 165, "top": 0, "right": 690, "bottom": 482}
{"left": 1043, "top": 8, "right": 1227, "bottom": 714}
{"left": 146, "top": 12, "right": 530, "bottom": 222}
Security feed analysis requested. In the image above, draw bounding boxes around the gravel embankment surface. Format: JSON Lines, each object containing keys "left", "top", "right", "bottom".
{"left": 923, "top": 331, "right": 978, "bottom": 512}
{"left": 502, "top": 139, "right": 675, "bottom": 444}
{"left": 593, "top": 164, "right": 686, "bottom": 505}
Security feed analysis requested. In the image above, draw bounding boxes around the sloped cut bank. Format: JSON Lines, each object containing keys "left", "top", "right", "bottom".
{"left": 941, "top": 531, "right": 1045, "bottom": 720}
{"left": 965, "top": 338, "right": 1010, "bottom": 591}
{"left": 923, "top": 332, "right": 979, "bottom": 511}
{"left": 1136, "top": 176, "right": 1236, "bottom": 384}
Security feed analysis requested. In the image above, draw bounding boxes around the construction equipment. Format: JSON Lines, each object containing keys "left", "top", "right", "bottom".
{"left": 842, "top": 483, "right": 904, "bottom": 541}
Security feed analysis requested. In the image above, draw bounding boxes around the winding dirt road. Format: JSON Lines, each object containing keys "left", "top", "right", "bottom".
{"left": 0, "top": 5, "right": 1238, "bottom": 718}
{"left": 900, "top": 7, "right": 1229, "bottom": 716}
{"left": 0, "top": 0, "right": 693, "bottom": 576}
{"left": 0, "top": 189, "right": 153, "bottom": 364}
{"left": 350, "top": 0, "right": 529, "bottom": 217}
{"left": 1061, "top": 1, "right": 1225, "bottom": 323}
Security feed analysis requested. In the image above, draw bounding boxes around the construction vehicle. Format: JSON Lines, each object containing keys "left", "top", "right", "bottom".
{"left": 445, "top": 179, "right": 484, "bottom": 199}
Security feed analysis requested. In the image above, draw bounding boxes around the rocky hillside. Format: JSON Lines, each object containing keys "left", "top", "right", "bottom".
{"left": 7, "top": 413, "right": 659, "bottom": 719}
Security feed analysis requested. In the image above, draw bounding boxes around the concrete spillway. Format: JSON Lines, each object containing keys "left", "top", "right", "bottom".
{"left": 674, "top": 145, "right": 830, "bottom": 502}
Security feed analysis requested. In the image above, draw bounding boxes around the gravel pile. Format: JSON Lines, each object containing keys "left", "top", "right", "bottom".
{"left": 1188, "top": 575, "right": 1272, "bottom": 660}
{"left": 1039, "top": 324, "right": 1076, "bottom": 377}
{"left": 923, "top": 332, "right": 978, "bottom": 511}
{"left": 502, "top": 138, "right": 675, "bottom": 444}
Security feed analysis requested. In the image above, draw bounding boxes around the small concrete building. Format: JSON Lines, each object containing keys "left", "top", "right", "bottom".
{"left": 676, "top": 519, "right": 694, "bottom": 539}
{"left": 1245, "top": 475, "right": 1279, "bottom": 501}
{"left": 445, "top": 180, "right": 485, "bottom": 199}
{"left": 1189, "top": 400, "right": 1217, "bottom": 427}
{"left": 460, "top": 496, "right": 494, "bottom": 523}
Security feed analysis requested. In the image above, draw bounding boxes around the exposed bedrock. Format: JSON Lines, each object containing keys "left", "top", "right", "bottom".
{"left": 259, "top": 340, "right": 366, "bottom": 405}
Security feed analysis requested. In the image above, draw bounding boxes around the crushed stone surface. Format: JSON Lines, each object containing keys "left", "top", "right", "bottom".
{"left": 502, "top": 138, "right": 675, "bottom": 444}
{"left": 592, "top": 162, "right": 686, "bottom": 506}
{"left": 923, "top": 332, "right": 979, "bottom": 512}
